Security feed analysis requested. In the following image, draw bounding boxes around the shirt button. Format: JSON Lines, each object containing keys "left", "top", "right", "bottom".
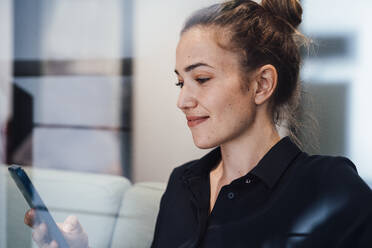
{"left": 245, "top": 178, "right": 252, "bottom": 184}
{"left": 227, "top": 192, "right": 235, "bottom": 199}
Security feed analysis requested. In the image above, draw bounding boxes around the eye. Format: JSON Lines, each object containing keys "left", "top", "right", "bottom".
{"left": 196, "top": 78, "right": 210, "bottom": 84}
{"left": 175, "top": 82, "right": 184, "bottom": 88}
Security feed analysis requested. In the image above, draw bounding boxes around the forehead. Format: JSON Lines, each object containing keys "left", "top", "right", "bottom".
{"left": 176, "top": 27, "right": 240, "bottom": 71}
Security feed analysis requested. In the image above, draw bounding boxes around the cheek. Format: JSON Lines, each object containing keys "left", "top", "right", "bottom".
{"left": 216, "top": 91, "right": 255, "bottom": 127}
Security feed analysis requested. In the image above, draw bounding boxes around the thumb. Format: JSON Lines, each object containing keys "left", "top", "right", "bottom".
{"left": 62, "top": 215, "right": 83, "bottom": 234}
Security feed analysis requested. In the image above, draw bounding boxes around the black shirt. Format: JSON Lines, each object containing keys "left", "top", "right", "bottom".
{"left": 151, "top": 137, "right": 372, "bottom": 247}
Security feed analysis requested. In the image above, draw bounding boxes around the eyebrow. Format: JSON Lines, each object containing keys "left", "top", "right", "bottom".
{"left": 174, "top": 62, "right": 214, "bottom": 75}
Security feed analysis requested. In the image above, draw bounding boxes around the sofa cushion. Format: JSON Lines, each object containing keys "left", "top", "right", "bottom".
{"left": 111, "top": 182, "right": 166, "bottom": 248}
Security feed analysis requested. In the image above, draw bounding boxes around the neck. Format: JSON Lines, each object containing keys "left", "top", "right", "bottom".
{"left": 216, "top": 116, "right": 281, "bottom": 184}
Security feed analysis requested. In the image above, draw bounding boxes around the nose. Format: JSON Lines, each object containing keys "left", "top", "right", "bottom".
{"left": 177, "top": 85, "right": 198, "bottom": 110}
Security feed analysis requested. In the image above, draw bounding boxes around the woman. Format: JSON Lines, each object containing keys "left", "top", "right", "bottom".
{"left": 26, "top": 0, "right": 372, "bottom": 247}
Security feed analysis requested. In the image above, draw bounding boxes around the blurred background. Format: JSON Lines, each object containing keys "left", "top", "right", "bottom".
{"left": 0, "top": 0, "right": 371, "bottom": 184}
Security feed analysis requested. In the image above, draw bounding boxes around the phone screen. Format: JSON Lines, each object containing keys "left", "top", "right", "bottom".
{"left": 8, "top": 165, "right": 70, "bottom": 248}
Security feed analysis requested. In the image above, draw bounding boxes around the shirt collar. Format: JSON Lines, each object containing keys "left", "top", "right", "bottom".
{"left": 182, "top": 136, "right": 302, "bottom": 189}
{"left": 249, "top": 136, "right": 302, "bottom": 188}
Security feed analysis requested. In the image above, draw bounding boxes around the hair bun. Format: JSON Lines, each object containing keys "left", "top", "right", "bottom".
{"left": 261, "top": 0, "right": 303, "bottom": 29}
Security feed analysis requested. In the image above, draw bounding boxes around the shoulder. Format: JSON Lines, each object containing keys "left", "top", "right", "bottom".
{"left": 297, "top": 154, "right": 358, "bottom": 179}
{"left": 167, "top": 159, "right": 198, "bottom": 184}
{"left": 162, "top": 159, "right": 199, "bottom": 195}
{"left": 300, "top": 154, "right": 356, "bottom": 172}
{"left": 298, "top": 154, "right": 372, "bottom": 201}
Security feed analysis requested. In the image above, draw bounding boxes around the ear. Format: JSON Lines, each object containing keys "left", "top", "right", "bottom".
{"left": 253, "top": 64, "right": 278, "bottom": 105}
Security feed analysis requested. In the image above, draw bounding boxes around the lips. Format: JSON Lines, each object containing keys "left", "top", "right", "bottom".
{"left": 186, "top": 116, "right": 209, "bottom": 127}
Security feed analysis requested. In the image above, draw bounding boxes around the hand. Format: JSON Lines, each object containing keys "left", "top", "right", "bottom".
{"left": 25, "top": 209, "right": 90, "bottom": 248}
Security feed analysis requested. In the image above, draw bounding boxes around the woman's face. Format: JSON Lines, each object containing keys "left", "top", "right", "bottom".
{"left": 175, "top": 27, "right": 257, "bottom": 149}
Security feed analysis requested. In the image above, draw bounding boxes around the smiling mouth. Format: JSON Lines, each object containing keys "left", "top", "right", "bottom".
{"left": 186, "top": 116, "right": 209, "bottom": 127}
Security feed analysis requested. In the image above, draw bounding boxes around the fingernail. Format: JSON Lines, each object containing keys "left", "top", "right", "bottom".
{"left": 63, "top": 223, "right": 74, "bottom": 232}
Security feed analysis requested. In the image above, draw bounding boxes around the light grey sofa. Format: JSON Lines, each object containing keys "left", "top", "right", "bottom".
{"left": 0, "top": 165, "right": 166, "bottom": 248}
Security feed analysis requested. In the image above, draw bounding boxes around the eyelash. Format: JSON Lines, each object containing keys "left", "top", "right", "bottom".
{"left": 175, "top": 78, "right": 211, "bottom": 88}
{"left": 175, "top": 82, "right": 184, "bottom": 88}
{"left": 196, "top": 78, "right": 210, "bottom": 84}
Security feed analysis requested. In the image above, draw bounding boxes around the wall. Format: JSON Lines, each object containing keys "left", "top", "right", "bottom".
{"left": 0, "top": 0, "right": 12, "bottom": 164}
{"left": 302, "top": 0, "right": 372, "bottom": 183}
{"left": 12, "top": 0, "right": 132, "bottom": 175}
{"left": 0, "top": 0, "right": 12, "bottom": 246}
{"left": 132, "top": 0, "right": 217, "bottom": 182}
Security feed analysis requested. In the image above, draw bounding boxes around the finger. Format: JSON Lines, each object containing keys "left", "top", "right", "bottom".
{"left": 41, "top": 241, "right": 54, "bottom": 248}
{"left": 61, "top": 216, "right": 89, "bottom": 247}
{"left": 48, "top": 240, "right": 59, "bottom": 248}
{"left": 41, "top": 240, "right": 58, "bottom": 248}
{"left": 39, "top": 226, "right": 61, "bottom": 248}
{"left": 32, "top": 223, "right": 49, "bottom": 247}
{"left": 24, "top": 209, "right": 33, "bottom": 227}
{"left": 63, "top": 215, "right": 83, "bottom": 234}
{"left": 25, "top": 209, "right": 40, "bottom": 228}
{"left": 56, "top": 222, "right": 64, "bottom": 231}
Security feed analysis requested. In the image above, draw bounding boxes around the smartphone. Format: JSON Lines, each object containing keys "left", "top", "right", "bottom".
{"left": 8, "top": 165, "right": 70, "bottom": 248}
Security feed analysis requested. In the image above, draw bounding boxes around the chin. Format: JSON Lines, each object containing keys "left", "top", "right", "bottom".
{"left": 192, "top": 135, "right": 220, "bottom": 149}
